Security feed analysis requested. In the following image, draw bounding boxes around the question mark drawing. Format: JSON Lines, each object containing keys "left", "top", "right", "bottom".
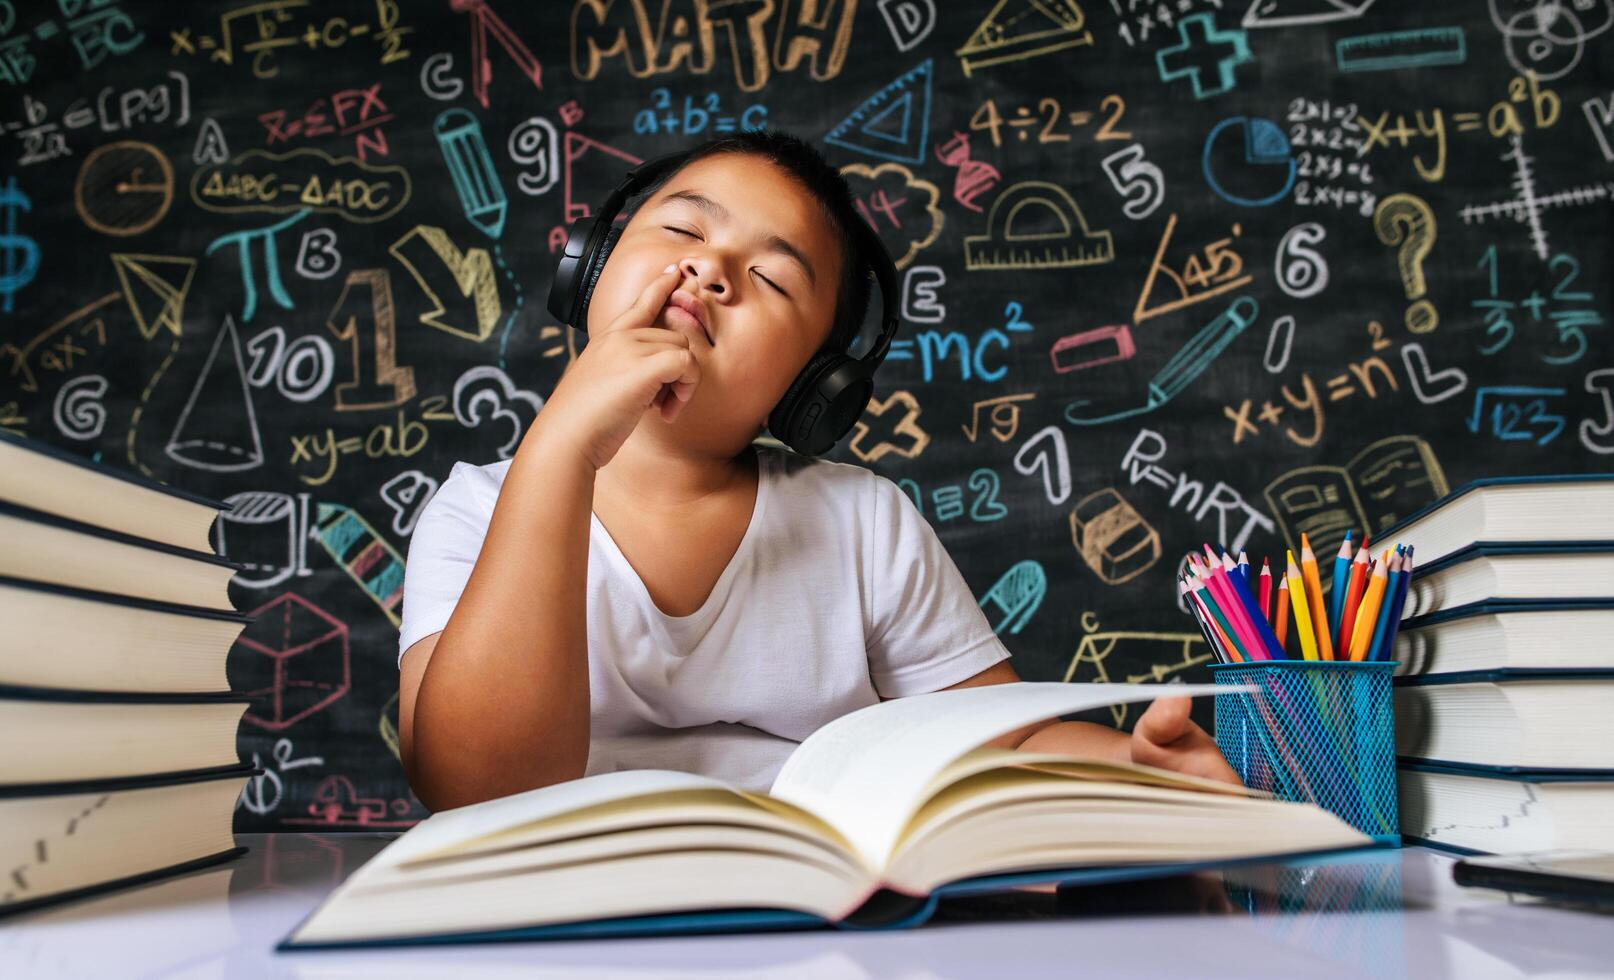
{"left": 1374, "top": 193, "right": 1438, "bottom": 334}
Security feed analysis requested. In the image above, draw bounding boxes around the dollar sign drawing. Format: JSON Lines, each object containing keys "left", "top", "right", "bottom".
{"left": 0, "top": 177, "right": 40, "bottom": 314}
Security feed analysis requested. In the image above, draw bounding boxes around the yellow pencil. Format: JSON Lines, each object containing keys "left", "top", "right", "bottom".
{"left": 1286, "top": 551, "right": 1320, "bottom": 661}
{"left": 1348, "top": 549, "right": 1393, "bottom": 661}
{"left": 1299, "top": 533, "right": 1335, "bottom": 661}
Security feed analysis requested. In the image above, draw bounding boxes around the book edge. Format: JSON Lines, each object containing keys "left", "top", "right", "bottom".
{"left": 0, "top": 500, "right": 244, "bottom": 571}
{"left": 1376, "top": 476, "right": 1614, "bottom": 544}
{"left": 0, "top": 683, "right": 253, "bottom": 704}
{"left": 0, "top": 762, "right": 260, "bottom": 799}
{"left": 0, "top": 430, "right": 234, "bottom": 513}
{"left": 0, "top": 573, "right": 253, "bottom": 623}
{"left": 0, "top": 845, "right": 248, "bottom": 920}
{"left": 1413, "top": 540, "right": 1614, "bottom": 578}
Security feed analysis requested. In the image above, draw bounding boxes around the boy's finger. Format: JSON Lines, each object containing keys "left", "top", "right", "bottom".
{"left": 633, "top": 265, "right": 684, "bottom": 322}
{"left": 1135, "top": 696, "right": 1192, "bottom": 746}
{"left": 658, "top": 345, "right": 700, "bottom": 407}
{"left": 604, "top": 264, "right": 683, "bottom": 335}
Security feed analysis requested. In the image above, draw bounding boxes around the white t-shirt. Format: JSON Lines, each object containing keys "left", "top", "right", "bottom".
{"left": 397, "top": 445, "right": 1012, "bottom": 792}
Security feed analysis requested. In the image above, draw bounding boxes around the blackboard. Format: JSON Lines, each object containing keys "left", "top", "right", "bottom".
{"left": 1, "top": 1, "right": 1609, "bottom": 832}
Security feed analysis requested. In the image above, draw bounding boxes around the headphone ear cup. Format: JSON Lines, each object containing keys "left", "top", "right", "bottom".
{"left": 768, "top": 350, "right": 872, "bottom": 457}
{"left": 576, "top": 225, "right": 622, "bottom": 333}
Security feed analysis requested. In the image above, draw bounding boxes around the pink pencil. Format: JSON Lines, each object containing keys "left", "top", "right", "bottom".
{"left": 1258, "top": 558, "right": 1273, "bottom": 623}
{"left": 1199, "top": 547, "right": 1269, "bottom": 660}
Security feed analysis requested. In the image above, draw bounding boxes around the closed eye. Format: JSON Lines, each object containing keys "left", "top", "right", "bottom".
{"left": 663, "top": 226, "right": 788, "bottom": 296}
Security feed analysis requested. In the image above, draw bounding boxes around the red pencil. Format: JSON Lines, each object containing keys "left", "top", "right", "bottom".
{"left": 1338, "top": 538, "right": 1373, "bottom": 647}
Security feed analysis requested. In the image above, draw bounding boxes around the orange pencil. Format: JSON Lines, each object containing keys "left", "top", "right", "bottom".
{"left": 1299, "top": 533, "right": 1336, "bottom": 660}
{"left": 1274, "top": 574, "right": 1291, "bottom": 653}
{"left": 1347, "top": 549, "right": 1393, "bottom": 661}
{"left": 1286, "top": 550, "right": 1321, "bottom": 661}
{"left": 1337, "top": 541, "right": 1372, "bottom": 647}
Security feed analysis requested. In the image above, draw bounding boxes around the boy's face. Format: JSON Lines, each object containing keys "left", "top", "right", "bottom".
{"left": 585, "top": 153, "right": 844, "bottom": 449}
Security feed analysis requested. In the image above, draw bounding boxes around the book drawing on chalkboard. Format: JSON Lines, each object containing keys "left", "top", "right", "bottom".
{"left": 280, "top": 682, "right": 1372, "bottom": 949}
{"left": 0, "top": 431, "right": 258, "bottom": 919}
{"left": 1263, "top": 434, "right": 1450, "bottom": 588}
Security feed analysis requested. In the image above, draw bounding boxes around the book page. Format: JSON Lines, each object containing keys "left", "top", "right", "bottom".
{"left": 378, "top": 769, "right": 741, "bottom": 866}
{"left": 769, "top": 681, "right": 1245, "bottom": 868}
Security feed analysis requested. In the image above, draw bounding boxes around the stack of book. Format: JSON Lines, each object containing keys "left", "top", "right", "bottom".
{"left": 1379, "top": 475, "right": 1614, "bottom": 855}
{"left": 0, "top": 431, "right": 259, "bottom": 917}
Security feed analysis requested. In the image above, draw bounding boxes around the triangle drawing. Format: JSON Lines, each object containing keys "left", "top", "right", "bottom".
{"left": 825, "top": 59, "right": 933, "bottom": 165}
{"left": 113, "top": 254, "right": 197, "bottom": 340}
{"left": 165, "top": 314, "right": 264, "bottom": 472}
{"left": 1242, "top": 0, "right": 1376, "bottom": 28}
{"left": 956, "top": 0, "right": 1092, "bottom": 76}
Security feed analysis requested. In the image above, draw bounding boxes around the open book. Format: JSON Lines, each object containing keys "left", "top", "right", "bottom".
{"left": 281, "top": 682, "right": 1374, "bottom": 949}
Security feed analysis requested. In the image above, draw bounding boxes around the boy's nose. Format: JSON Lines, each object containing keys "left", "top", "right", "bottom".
{"left": 677, "top": 256, "right": 725, "bottom": 295}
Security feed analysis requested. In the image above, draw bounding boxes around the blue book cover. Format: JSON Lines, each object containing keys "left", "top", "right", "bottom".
{"left": 1398, "top": 759, "right": 1614, "bottom": 781}
{"left": 1411, "top": 542, "right": 1614, "bottom": 580}
{"left": 1400, "top": 598, "right": 1614, "bottom": 631}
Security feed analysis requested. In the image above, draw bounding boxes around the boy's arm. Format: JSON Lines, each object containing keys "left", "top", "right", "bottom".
{"left": 404, "top": 425, "right": 595, "bottom": 811}
{"left": 925, "top": 659, "right": 1130, "bottom": 761}
{"left": 923, "top": 659, "right": 1243, "bottom": 784}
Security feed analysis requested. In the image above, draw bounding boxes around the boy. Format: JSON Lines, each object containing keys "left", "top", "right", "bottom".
{"left": 399, "top": 131, "right": 1238, "bottom": 813}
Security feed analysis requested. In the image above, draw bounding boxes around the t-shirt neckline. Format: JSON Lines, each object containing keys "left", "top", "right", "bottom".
{"left": 589, "top": 448, "right": 773, "bottom": 627}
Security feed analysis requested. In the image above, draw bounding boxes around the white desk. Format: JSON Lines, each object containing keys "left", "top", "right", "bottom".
{"left": 2, "top": 833, "right": 1610, "bottom": 978}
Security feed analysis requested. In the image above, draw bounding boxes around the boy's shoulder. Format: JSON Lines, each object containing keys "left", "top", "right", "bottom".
{"left": 425, "top": 456, "right": 514, "bottom": 520}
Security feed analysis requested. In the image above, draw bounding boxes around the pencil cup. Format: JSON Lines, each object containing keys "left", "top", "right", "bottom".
{"left": 1210, "top": 660, "right": 1400, "bottom": 846}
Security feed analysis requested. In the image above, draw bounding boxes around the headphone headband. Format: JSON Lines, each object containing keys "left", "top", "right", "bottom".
{"left": 547, "top": 146, "right": 901, "bottom": 457}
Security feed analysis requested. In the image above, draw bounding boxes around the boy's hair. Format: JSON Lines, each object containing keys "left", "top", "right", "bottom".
{"left": 630, "top": 129, "right": 874, "bottom": 358}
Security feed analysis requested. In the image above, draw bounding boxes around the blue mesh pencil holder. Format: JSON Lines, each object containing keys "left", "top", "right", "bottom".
{"left": 1210, "top": 660, "right": 1400, "bottom": 846}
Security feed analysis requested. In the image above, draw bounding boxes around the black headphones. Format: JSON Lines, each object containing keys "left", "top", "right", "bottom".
{"left": 546, "top": 147, "right": 900, "bottom": 458}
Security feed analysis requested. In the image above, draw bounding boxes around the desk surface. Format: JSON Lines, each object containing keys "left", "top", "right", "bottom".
{"left": 2, "top": 833, "right": 1610, "bottom": 979}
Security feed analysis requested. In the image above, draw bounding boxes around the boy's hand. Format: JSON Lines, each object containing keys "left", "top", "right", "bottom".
{"left": 1130, "top": 696, "right": 1243, "bottom": 787}
{"left": 535, "top": 264, "right": 704, "bottom": 471}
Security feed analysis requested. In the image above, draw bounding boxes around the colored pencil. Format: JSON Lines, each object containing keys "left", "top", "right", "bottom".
{"left": 1220, "top": 552, "right": 1287, "bottom": 661}
{"left": 1337, "top": 541, "right": 1373, "bottom": 649}
{"left": 1274, "top": 574, "right": 1290, "bottom": 652}
{"left": 1219, "top": 549, "right": 1242, "bottom": 589}
{"left": 1185, "top": 574, "right": 1241, "bottom": 663}
{"left": 1299, "top": 533, "right": 1336, "bottom": 660}
{"left": 1237, "top": 549, "right": 1251, "bottom": 590}
{"left": 1365, "top": 549, "right": 1404, "bottom": 662}
{"left": 1377, "top": 546, "right": 1414, "bottom": 662}
{"left": 1286, "top": 550, "right": 1320, "bottom": 661}
{"left": 1347, "top": 549, "right": 1393, "bottom": 661}
{"left": 1329, "top": 530, "right": 1353, "bottom": 639}
{"left": 1191, "top": 561, "right": 1252, "bottom": 662}
{"left": 1181, "top": 570, "right": 1224, "bottom": 662}
{"left": 1200, "top": 549, "right": 1268, "bottom": 661}
{"left": 1257, "top": 558, "right": 1273, "bottom": 623}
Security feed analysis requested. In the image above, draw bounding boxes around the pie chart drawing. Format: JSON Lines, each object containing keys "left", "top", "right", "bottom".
{"left": 1202, "top": 116, "right": 1296, "bottom": 207}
